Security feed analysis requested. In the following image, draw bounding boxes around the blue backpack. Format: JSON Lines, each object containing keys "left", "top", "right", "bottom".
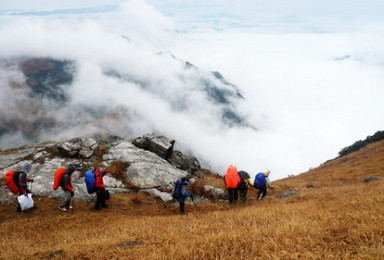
{"left": 254, "top": 173, "right": 266, "bottom": 188}
{"left": 85, "top": 170, "right": 96, "bottom": 194}
{"left": 172, "top": 179, "right": 190, "bottom": 199}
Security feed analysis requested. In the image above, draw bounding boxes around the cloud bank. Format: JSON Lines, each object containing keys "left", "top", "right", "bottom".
{"left": 0, "top": 0, "right": 383, "bottom": 181}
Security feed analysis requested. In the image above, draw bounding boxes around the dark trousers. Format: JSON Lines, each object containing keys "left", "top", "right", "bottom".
{"left": 94, "top": 189, "right": 108, "bottom": 209}
{"left": 177, "top": 197, "right": 186, "bottom": 214}
{"left": 227, "top": 188, "right": 238, "bottom": 203}
{"left": 256, "top": 185, "right": 267, "bottom": 199}
{"left": 238, "top": 186, "right": 248, "bottom": 202}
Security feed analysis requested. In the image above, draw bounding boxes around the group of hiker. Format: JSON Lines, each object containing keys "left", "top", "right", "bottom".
{"left": 224, "top": 165, "right": 273, "bottom": 203}
{"left": 171, "top": 165, "right": 274, "bottom": 214}
{"left": 4, "top": 162, "right": 273, "bottom": 215}
{"left": 4, "top": 163, "right": 109, "bottom": 213}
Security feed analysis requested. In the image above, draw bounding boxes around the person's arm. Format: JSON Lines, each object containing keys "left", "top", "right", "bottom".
{"left": 63, "top": 175, "right": 74, "bottom": 192}
{"left": 265, "top": 177, "right": 273, "bottom": 188}
{"left": 95, "top": 175, "right": 105, "bottom": 191}
{"left": 246, "top": 178, "right": 253, "bottom": 187}
{"left": 18, "top": 172, "right": 28, "bottom": 194}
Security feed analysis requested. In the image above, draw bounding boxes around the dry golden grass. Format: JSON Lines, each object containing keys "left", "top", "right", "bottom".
{"left": 0, "top": 140, "right": 383, "bottom": 259}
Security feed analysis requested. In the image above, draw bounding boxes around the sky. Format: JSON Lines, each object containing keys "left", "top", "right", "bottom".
{"left": 0, "top": 0, "right": 383, "bottom": 181}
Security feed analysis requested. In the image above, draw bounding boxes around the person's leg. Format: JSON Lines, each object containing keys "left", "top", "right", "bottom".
{"left": 260, "top": 185, "right": 267, "bottom": 199}
{"left": 257, "top": 187, "right": 262, "bottom": 199}
{"left": 233, "top": 188, "right": 238, "bottom": 203}
{"left": 178, "top": 197, "right": 185, "bottom": 214}
{"left": 228, "top": 188, "right": 234, "bottom": 203}
{"left": 101, "top": 190, "right": 108, "bottom": 208}
{"left": 94, "top": 191, "right": 102, "bottom": 209}
{"left": 60, "top": 190, "right": 72, "bottom": 209}
{"left": 241, "top": 187, "right": 248, "bottom": 202}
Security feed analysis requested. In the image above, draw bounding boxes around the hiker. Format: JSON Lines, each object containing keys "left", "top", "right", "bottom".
{"left": 237, "top": 170, "right": 253, "bottom": 203}
{"left": 58, "top": 165, "right": 77, "bottom": 212}
{"left": 254, "top": 170, "right": 274, "bottom": 200}
{"left": 224, "top": 165, "right": 241, "bottom": 203}
{"left": 93, "top": 167, "right": 109, "bottom": 210}
{"left": 172, "top": 177, "right": 192, "bottom": 214}
{"left": 15, "top": 163, "right": 34, "bottom": 212}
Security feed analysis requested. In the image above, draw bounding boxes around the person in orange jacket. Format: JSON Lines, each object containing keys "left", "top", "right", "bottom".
{"left": 223, "top": 165, "right": 241, "bottom": 203}
{"left": 93, "top": 167, "right": 109, "bottom": 210}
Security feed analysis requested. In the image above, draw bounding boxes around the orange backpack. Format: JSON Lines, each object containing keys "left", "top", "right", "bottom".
{"left": 224, "top": 165, "right": 241, "bottom": 188}
{"left": 53, "top": 168, "right": 66, "bottom": 190}
{"left": 5, "top": 170, "right": 19, "bottom": 195}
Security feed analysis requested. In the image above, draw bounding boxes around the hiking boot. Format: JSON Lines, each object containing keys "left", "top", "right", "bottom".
{"left": 68, "top": 206, "right": 73, "bottom": 209}
{"left": 58, "top": 207, "right": 67, "bottom": 212}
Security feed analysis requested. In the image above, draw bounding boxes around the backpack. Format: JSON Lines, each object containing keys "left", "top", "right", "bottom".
{"left": 53, "top": 168, "right": 66, "bottom": 190}
{"left": 172, "top": 179, "right": 187, "bottom": 199}
{"left": 5, "top": 170, "right": 19, "bottom": 195}
{"left": 85, "top": 170, "right": 97, "bottom": 194}
{"left": 254, "top": 173, "right": 266, "bottom": 188}
{"left": 224, "top": 166, "right": 241, "bottom": 188}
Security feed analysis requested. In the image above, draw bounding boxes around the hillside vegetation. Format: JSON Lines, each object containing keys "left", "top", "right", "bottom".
{"left": 0, "top": 140, "right": 383, "bottom": 259}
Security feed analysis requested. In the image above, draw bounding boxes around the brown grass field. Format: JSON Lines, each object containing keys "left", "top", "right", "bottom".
{"left": 1, "top": 140, "right": 383, "bottom": 260}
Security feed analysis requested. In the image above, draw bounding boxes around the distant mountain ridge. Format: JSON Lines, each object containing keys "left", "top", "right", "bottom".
{"left": 0, "top": 55, "right": 254, "bottom": 150}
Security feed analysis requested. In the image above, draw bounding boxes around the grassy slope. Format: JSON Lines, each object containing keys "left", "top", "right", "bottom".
{"left": 0, "top": 140, "right": 383, "bottom": 260}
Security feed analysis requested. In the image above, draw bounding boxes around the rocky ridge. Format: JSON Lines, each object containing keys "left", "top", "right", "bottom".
{"left": 0, "top": 133, "right": 217, "bottom": 202}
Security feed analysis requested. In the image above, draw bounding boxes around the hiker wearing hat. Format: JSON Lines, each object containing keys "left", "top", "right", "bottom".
{"left": 172, "top": 177, "right": 192, "bottom": 214}
{"left": 93, "top": 167, "right": 109, "bottom": 210}
{"left": 58, "top": 165, "right": 76, "bottom": 212}
{"left": 237, "top": 170, "right": 253, "bottom": 203}
{"left": 15, "top": 163, "right": 34, "bottom": 212}
{"left": 224, "top": 165, "right": 241, "bottom": 204}
{"left": 253, "top": 170, "right": 274, "bottom": 200}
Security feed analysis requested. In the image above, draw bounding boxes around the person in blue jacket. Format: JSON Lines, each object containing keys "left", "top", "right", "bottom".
{"left": 253, "top": 170, "right": 274, "bottom": 200}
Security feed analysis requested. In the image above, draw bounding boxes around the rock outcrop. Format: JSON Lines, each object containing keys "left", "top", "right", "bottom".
{"left": 0, "top": 134, "right": 206, "bottom": 202}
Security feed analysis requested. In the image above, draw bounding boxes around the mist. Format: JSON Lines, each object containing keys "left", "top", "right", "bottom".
{"left": 0, "top": 0, "right": 383, "bottom": 180}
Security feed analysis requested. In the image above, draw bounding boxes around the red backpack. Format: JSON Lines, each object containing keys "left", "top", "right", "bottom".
{"left": 5, "top": 170, "right": 19, "bottom": 195}
{"left": 53, "top": 168, "right": 66, "bottom": 190}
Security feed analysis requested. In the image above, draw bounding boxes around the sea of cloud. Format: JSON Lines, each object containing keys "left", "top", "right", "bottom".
{"left": 0, "top": 0, "right": 383, "bottom": 180}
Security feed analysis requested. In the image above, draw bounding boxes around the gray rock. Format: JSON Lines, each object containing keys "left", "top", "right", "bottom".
{"left": 204, "top": 185, "right": 226, "bottom": 200}
{"left": 362, "top": 176, "right": 381, "bottom": 183}
{"left": 56, "top": 141, "right": 82, "bottom": 158}
{"left": 145, "top": 188, "right": 173, "bottom": 202}
{"left": 276, "top": 191, "right": 299, "bottom": 199}
{"left": 168, "top": 150, "right": 201, "bottom": 175}
{"left": 103, "top": 140, "right": 187, "bottom": 189}
{"left": 0, "top": 134, "right": 213, "bottom": 202}
{"left": 132, "top": 133, "right": 175, "bottom": 160}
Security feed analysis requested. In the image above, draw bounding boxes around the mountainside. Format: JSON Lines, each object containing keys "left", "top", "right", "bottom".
{"left": 0, "top": 135, "right": 383, "bottom": 259}
{"left": 0, "top": 56, "right": 252, "bottom": 151}
{"left": 0, "top": 133, "right": 225, "bottom": 203}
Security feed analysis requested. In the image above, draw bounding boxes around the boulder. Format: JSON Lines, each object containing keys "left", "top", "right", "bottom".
{"left": 102, "top": 140, "right": 187, "bottom": 189}
{"left": 168, "top": 150, "right": 201, "bottom": 175}
{"left": 204, "top": 185, "right": 226, "bottom": 200}
{"left": 132, "top": 133, "right": 175, "bottom": 160}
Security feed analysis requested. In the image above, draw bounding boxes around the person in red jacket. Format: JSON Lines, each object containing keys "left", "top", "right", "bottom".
{"left": 58, "top": 165, "right": 76, "bottom": 212}
{"left": 224, "top": 165, "right": 241, "bottom": 204}
{"left": 15, "top": 163, "right": 34, "bottom": 212}
{"left": 93, "top": 167, "right": 109, "bottom": 210}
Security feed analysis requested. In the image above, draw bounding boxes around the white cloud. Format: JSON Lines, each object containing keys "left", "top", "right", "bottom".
{"left": 0, "top": 0, "right": 383, "bottom": 181}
